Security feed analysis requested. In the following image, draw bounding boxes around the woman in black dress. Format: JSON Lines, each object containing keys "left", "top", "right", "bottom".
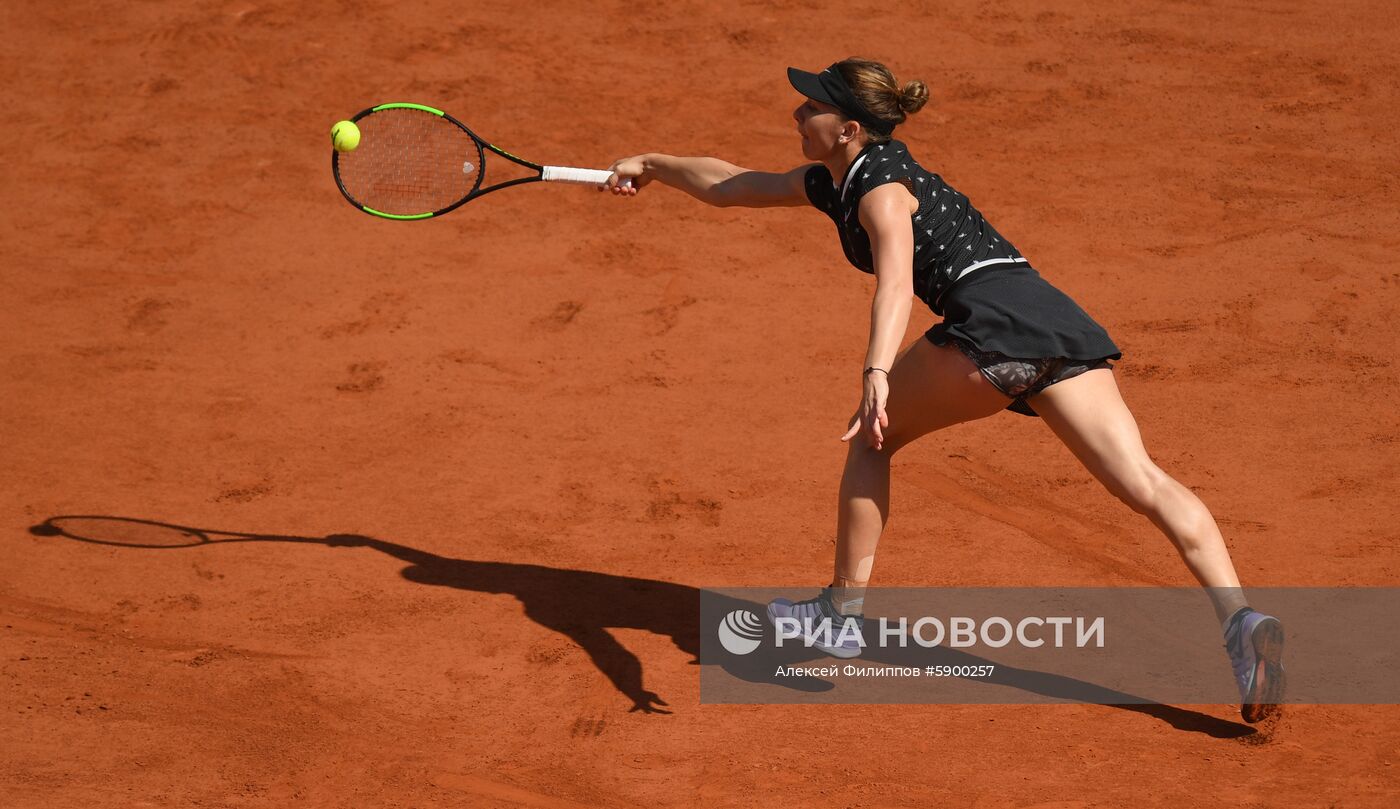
{"left": 604, "top": 58, "right": 1283, "bottom": 722}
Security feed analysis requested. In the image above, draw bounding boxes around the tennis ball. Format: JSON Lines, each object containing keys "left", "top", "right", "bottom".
{"left": 331, "top": 120, "right": 360, "bottom": 152}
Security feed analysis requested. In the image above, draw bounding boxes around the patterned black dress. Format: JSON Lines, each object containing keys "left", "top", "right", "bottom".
{"left": 803, "top": 139, "right": 1121, "bottom": 417}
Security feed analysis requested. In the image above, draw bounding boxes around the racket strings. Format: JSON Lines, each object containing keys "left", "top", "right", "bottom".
{"left": 337, "top": 110, "right": 479, "bottom": 216}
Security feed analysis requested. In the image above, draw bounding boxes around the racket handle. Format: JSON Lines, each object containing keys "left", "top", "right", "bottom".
{"left": 542, "top": 165, "right": 633, "bottom": 189}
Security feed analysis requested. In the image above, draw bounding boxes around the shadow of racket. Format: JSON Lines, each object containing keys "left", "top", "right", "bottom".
{"left": 29, "top": 515, "right": 366, "bottom": 550}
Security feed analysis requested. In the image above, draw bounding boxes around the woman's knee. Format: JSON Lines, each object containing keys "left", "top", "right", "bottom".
{"left": 1106, "top": 460, "right": 1170, "bottom": 515}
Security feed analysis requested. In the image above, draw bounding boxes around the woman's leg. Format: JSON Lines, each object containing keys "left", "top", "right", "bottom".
{"left": 1026, "top": 366, "right": 1286, "bottom": 722}
{"left": 1024, "top": 368, "right": 1247, "bottom": 621}
{"left": 831, "top": 338, "right": 1010, "bottom": 610}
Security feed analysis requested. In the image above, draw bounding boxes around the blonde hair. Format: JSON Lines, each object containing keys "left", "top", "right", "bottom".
{"left": 835, "top": 57, "right": 929, "bottom": 143}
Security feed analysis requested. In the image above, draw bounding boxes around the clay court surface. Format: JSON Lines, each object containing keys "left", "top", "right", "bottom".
{"left": 4, "top": 0, "right": 1399, "bottom": 805}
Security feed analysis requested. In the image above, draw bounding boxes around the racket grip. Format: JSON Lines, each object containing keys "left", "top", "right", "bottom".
{"left": 542, "top": 166, "right": 632, "bottom": 189}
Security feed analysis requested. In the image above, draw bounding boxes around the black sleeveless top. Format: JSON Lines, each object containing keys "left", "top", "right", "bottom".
{"left": 803, "top": 139, "right": 1029, "bottom": 315}
{"left": 803, "top": 139, "right": 1121, "bottom": 365}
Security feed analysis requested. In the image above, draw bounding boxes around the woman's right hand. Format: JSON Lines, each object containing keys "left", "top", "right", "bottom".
{"left": 603, "top": 154, "right": 651, "bottom": 196}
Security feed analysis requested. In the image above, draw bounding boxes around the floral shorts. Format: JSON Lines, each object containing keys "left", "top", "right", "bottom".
{"left": 947, "top": 336, "right": 1114, "bottom": 403}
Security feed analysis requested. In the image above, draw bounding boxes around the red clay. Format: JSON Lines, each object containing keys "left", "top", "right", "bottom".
{"left": 3, "top": 0, "right": 1399, "bottom": 805}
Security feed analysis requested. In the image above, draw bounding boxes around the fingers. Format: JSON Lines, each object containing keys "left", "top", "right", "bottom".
{"left": 870, "top": 402, "right": 889, "bottom": 449}
{"left": 844, "top": 414, "right": 884, "bottom": 449}
{"left": 844, "top": 399, "right": 892, "bottom": 449}
{"left": 601, "top": 159, "right": 642, "bottom": 196}
{"left": 606, "top": 174, "right": 640, "bottom": 196}
{"left": 858, "top": 406, "right": 889, "bottom": 450}
{"left": 600, "top": 162, "right": 619, "bottom": 192}
{"left": 840, "top": 417, "right": 861, "bottom": 442}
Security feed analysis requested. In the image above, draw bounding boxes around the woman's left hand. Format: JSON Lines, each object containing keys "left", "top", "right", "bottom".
{"left": 841, "top": 371, "right": 890, "bottom": 450}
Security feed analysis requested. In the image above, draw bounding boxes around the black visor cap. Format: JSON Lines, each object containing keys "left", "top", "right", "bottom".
{"left": 787, "top": 67, "right": 835, "bottom": 106}
{"left": 787, "top": 64, "right": 894, "bottom": 136}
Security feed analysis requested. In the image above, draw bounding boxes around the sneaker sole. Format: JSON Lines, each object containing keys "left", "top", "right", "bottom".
{"left": 1242, "top": 617, "right": 1286, "bottom": 723}
{"left": 765, "top": 603, "right": 863, "bottom": 659}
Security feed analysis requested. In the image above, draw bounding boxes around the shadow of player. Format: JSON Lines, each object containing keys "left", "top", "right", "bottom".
{"left": 26, "top": 515, "right": 1254, "bottom": 736}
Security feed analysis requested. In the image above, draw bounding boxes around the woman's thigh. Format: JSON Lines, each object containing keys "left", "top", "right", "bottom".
{"left": 1023, "top": 367, "right": 1162, "bottom": 507}
{"left": 880, "top": 337, "right": 1012, "bottom": 453}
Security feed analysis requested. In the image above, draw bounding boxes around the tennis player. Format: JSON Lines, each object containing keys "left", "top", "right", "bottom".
{"left": 603, "top": 58, "right": 1283, "bottom": 722}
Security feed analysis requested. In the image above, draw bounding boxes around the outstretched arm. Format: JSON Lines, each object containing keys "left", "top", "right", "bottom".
{"left": 603, "top": 153, "right": 812, "bottom": 208}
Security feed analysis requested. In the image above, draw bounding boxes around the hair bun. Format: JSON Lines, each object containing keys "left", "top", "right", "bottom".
{"left": 899, "top": 80, "right": 930, "bottom": 115}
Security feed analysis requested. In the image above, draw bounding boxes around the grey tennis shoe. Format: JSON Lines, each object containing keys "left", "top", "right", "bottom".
{"left": 766, "top": 587, "right": 865, "bottom": 659}
{"left": 1223, "top": 607, "right": 1286, "bottom": 723}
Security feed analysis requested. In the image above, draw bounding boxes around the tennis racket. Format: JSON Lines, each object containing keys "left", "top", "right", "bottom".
{"left": 331, "top": 102, "right": 627, "bottom": 220}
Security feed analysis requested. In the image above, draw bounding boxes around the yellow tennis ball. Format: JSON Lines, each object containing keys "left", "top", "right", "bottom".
{"left": 331, "top": 120, "right": 360, "bottom": 152}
